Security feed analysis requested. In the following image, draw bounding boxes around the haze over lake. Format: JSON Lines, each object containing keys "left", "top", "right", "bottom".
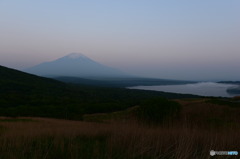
{"left": 129, "top": 82, "right": 240, "bottom": 97}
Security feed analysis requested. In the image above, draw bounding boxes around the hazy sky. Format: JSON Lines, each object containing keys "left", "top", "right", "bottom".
{"left": 0, "top": 0, "right": 240, "bottom": 80}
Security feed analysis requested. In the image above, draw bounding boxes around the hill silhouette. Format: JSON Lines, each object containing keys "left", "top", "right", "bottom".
{"left": 0, "top": 65, "right": 66, "bottom": 92}
{"left": 0, "top": 65, "right": 199, "bottom": 119}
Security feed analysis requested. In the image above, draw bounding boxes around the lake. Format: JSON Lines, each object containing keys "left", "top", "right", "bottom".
{"left": 128, "top": 82, "right": 240, "bottom": 97}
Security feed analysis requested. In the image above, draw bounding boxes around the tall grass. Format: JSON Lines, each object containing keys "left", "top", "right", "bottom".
{"left": 0, "top": 117, "right": 239, "bottom": 159}
{"left": 0, "top": 99, "right": 240, "bottom": 159}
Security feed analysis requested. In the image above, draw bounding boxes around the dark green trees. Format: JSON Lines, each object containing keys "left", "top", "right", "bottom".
{"left": 137, "top": 98, "right": 181, "bottom": 124}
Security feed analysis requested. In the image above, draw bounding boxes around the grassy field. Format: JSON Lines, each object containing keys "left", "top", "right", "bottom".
{"left": 0, "top": 98, "right": 240, "bottom": 159}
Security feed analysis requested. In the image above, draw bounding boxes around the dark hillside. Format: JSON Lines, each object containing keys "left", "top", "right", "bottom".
{"left": 0, "top": 65, "right": 200, "bottom": 119}
{"left": 54, "top": 76, "right": 195, "bottom": 88}
{"left": 0, "top": 65, "right": 66, "bottom": 92}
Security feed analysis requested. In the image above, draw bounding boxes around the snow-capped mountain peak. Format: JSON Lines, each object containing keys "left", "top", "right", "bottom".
{"left": 67, "top": 53, "right": 87, "bottom": 59}
{"left": 23, "top": 53, "right": 129, "bottom": 78}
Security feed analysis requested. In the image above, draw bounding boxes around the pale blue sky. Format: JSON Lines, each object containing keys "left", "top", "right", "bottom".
{"left": 0, "top": 0, "right": 240, "bottom": 80}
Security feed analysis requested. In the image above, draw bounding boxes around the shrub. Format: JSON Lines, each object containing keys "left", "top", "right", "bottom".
{"left": 137, "top": 97, "right": 181, "bottom": 124}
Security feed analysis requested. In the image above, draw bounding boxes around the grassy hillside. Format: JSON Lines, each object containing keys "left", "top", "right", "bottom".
{"left": 0, "top": 98, "right": 240, "bottom": 159}
{"left": 1, "top": 65, "right": 240, "bottom": 158}
{"left": 0, "top": 65, "right": 200, "bottom": 119}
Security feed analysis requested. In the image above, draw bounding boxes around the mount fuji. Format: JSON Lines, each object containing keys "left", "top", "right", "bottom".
{"left": 24, "top": 53, "right": 129, "bottom": 78}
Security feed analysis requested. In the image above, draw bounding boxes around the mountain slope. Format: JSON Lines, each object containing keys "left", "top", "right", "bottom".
{"left": 0, "top": 65, "right": 200, "bottom": 119}
{"left": 0, "top": 65, "right": 65, "bottom": 92}
{"left": 24, "top": 53, "right": 128, "bottom": 78}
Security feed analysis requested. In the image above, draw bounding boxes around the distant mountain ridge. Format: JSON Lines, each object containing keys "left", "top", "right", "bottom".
{"left": 54, "top": 76, "right": 196, "bottom": 88}
{"left": 24, "top": 53, "right": 129, "bottom": 78}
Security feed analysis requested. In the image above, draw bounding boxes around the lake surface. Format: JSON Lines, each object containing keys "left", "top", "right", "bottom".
{"left": 129, "top": 82, "right": 240, "bottom": 97}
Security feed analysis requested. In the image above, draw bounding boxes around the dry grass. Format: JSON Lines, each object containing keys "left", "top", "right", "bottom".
{"left": 0, "top": 99, "right": 240, "bottom": 159}
{"left": 176, "top": 99, "right": 240, "bottom": 129}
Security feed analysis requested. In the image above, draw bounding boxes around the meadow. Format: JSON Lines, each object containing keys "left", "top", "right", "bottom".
{"left": 0, "top": 98, "right": 239, "bottom": 159}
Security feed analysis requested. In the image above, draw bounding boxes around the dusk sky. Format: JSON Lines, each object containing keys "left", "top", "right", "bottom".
{"left": 1, "top": 0, "right": 240, "bottom": 80}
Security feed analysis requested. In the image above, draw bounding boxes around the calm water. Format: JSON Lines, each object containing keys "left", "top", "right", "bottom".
{"left": 129, "top": 82, "right": 240, "bottom": 97}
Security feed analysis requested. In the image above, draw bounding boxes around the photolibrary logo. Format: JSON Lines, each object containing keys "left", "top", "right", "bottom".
{"left": 210, "top": 150, "right": 238, "bottom": 156}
